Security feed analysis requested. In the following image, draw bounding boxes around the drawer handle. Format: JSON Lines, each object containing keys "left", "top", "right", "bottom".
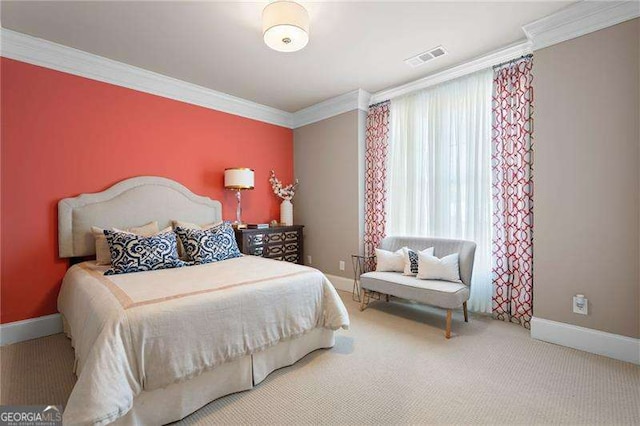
{"left": 266, "top": 246, "right": 284, "bottom": 255}
{"left": 284, "top": 243, "right": 298, "bottom": 252}
{"left": 284, "top": 232, "right": 298, "bottom": 241}
{"left": 250, "top": 235, "right": 264, "bottom": 245}
{"left": 266, "top": 233, "right": 284, "bottom": 243}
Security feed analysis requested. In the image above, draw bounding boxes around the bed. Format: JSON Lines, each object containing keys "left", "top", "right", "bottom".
{"left": 56, "top": 176, "right": 350, "bottom": 426}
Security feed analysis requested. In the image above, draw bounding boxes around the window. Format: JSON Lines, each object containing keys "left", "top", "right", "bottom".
{"left": 386, "top": 69, "right": 493, "bottom": 313}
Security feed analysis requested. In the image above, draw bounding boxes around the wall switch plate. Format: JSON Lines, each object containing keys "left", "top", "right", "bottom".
{"left": 339, "top": 261, "right": 345, "bottom": 271}
{"left": 307, "top": 255, "right": 312, "bottom": 265}
{"left": 573, "top": 295, "right": 588, "bottom": 315}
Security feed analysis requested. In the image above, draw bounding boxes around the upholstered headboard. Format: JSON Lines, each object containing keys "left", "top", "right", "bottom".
{"left": 58, "top": 176, "right": 222, "bottom": 258}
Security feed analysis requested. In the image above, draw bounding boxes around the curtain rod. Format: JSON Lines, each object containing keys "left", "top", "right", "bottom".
{"left": 493, "top": 54, "right": 533, "bottom": 69}
{"left": 368, "top": 52, "right": 533, "bottom": 107}
{"left": 369, "top": 100, "right": 390, "bottom": 109}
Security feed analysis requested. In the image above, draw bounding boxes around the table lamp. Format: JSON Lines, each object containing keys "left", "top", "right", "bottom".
{"left": 224, "top": 168, "right": 255, "bottom": 228}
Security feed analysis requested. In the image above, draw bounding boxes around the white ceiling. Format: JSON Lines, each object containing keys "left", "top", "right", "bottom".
{"left": 1, "top": 1, "right": 572, "bottom": 112}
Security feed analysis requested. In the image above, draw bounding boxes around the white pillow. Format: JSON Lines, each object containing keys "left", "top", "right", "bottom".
{"left": 375, "top": 247, "right": 407, "bottom": 272}
{"left": 416, "top": 252, "right": 462, "bottom": 283}
{"left": 402, "top": 247, "right": 435, "bottom": 276}
{"left": 171, "top": 220, "right": 223, "bottom": 230}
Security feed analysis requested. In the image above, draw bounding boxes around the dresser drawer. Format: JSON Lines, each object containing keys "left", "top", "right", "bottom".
{"left": 264, "top": 232, "right": 285, "bottom": 244}
{"left": 284, "top": 242, "right": 298, "bottom": 253}
{"left": 247, "top": 233, "right": 265, "bottom": 246}
{"left": 249, "top": 246, "right": 264, "bottom": 256}
{"left": 284, "top": 231, "right": 299, "bottom": 241}
{"left": 264, "top": 245, "right": 284, "bottom": 257}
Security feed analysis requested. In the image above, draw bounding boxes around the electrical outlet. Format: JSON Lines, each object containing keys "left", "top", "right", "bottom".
{"left": 573, "top": 294, "right": 588, "bottom": 315}
{"left": 339, "top": 261, "right": 345, "bottom": 271}
{"left": 307, "top": 255, "right": 312, "bottom": 265}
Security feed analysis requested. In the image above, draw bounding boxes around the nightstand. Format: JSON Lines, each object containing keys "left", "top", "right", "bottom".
{"left": 234, "top": 225, "right": 304, "bottom": 265}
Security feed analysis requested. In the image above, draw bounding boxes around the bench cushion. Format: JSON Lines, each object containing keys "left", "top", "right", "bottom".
{"left": 360, "top": 271, "right": 469, "bottom": 309}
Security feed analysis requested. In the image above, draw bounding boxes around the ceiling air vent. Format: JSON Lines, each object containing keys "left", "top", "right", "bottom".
{"left": 404, "top": 46, "right": 447, "bottom": 68}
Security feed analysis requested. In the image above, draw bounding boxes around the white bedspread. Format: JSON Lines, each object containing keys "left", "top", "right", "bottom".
{"left": 58, "top": 256, "right": 349, "bottom": 425}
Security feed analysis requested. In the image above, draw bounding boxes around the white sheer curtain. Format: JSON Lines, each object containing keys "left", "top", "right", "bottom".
{"left": 386, "top": 69, "right": 493, "bottom": 313}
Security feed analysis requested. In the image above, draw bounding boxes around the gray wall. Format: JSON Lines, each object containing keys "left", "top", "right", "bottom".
{"left": 293, "top": 110, "right": 366, "bottom": 279}
{"left": 534, "top": 19, "right": 639, "bottom": 338}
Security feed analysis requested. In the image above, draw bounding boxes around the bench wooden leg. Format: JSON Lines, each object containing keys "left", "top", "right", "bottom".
{"left": 385, "top": 294, "right": 390, "bottom": 302}
{"left": 463, "top": 302, "right": 468, "bottom": 323}
{"left": 360, "top": 290, "right": 368, "bottom": 311}
{"left": 445, "top": 309, "right": 452, "bottom": 339}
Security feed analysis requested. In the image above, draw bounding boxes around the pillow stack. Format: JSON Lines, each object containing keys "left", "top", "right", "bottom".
{"left": 374, "top": 245, "right": 461, "bottom": 283}
{"left": 94, "top": 219, "right": 242, "bottom": 275}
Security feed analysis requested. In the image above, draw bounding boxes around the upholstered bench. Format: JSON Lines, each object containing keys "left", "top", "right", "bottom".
{"left": 360, "top": 236, "right": 476, "bottom": 338}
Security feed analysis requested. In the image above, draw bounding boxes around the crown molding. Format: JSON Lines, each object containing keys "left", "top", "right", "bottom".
{"left": 0, "top": 28, "right": 294, "bottom": 128}
{"left": 523, "top": 1, "right": 640, "bottom": 51}
{"left": 292, "top": 89, "right": 371, "bottom": 128}
{"left": 370, "top": 40, "right": 531, "bottom": 104}
{"left": 370, "top": 1, "right": 639, "bottom": 105}
{"left": 3, "top": 1, "right": 637, "bottom": 126}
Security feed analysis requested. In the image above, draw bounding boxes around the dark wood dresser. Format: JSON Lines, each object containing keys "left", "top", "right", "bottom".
{"left": 234, "top": 225, "right": 304, "bottom": 264}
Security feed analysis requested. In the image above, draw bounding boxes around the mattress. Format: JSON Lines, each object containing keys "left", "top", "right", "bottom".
{"left": 58, "top": 256, "right": 349, "bottom": 425}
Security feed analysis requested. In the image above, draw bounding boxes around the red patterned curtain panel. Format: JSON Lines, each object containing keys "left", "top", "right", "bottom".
{"left": 364, "top": 101, "right": 391, "bottom": 257}
{"left": 491, "top": 55, "right": 534, "bottom": 329}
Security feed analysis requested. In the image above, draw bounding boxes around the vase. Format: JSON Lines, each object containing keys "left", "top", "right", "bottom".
{"left": 280, "top": 199, "right": 293, "bottom": 226}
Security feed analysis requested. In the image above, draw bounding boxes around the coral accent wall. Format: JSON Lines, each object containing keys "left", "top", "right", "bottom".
{"left": 0, "top": 58, "right": 293, "bottom": 324}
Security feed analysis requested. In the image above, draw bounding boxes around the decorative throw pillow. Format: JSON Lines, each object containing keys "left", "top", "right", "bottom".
{"left": 92, "top": 221, "right": 160, "bottom": 265}
{"left": 104, "top": 230, "right": 184, "bottom": 275}
{"left": 375, "top": 247, "right": 407, "bottom": 272}
{"left": 174, "top": 222, "right": 241, "bottom": 265}
{"left": 171, "top": 220, "right": 223, "bottom": 259}
{"left": 402, "top": 247, "right": 435, "bottom": 276}
{"left": 416, "top": 252, "right": 462, "bottom": 283}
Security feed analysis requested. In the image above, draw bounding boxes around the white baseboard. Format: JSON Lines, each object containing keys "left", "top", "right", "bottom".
{"left": 531, "top": 317, "right": 640, "bottom": 365}
{"left": 0, "top": 313, "right": 63, "bottom": 346}
{"left": 324, "top": 274, "right": 354, "bottom": 293}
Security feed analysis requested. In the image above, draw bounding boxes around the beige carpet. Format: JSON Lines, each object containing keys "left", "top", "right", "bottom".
{"left": 1, "top": 291, "right": 639, "bottom": 424}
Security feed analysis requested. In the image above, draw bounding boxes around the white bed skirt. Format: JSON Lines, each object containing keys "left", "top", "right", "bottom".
{"left": 253, "top": 328, "right": 335, "bottom": 384}
{"left": 111, "top": 328, "right": 335, "bottom": 425}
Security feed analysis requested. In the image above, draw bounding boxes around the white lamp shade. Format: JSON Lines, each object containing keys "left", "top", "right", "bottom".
{"left": 224, "top": 168, "right": 255, "bottom": 190}
{"left": 263, "top": 1, "right": 309, "bottom": 53}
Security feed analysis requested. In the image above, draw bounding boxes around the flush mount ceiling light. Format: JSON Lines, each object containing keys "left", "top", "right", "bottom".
{"left": 262, "top": 1, "right": 309, "bottom": 53}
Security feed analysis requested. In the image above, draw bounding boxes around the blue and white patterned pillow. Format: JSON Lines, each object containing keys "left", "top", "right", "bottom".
{"left": 402, "top": 247, "right": 435, "bottom": 276}
{"left": 174, "top": 222, "right": 241, "bottom": 265}
{"left": 104, "top": 230, "right": 185, "bottom": 275}
{"left": 407, "top": 250, "right": 419, "bottom": 274}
